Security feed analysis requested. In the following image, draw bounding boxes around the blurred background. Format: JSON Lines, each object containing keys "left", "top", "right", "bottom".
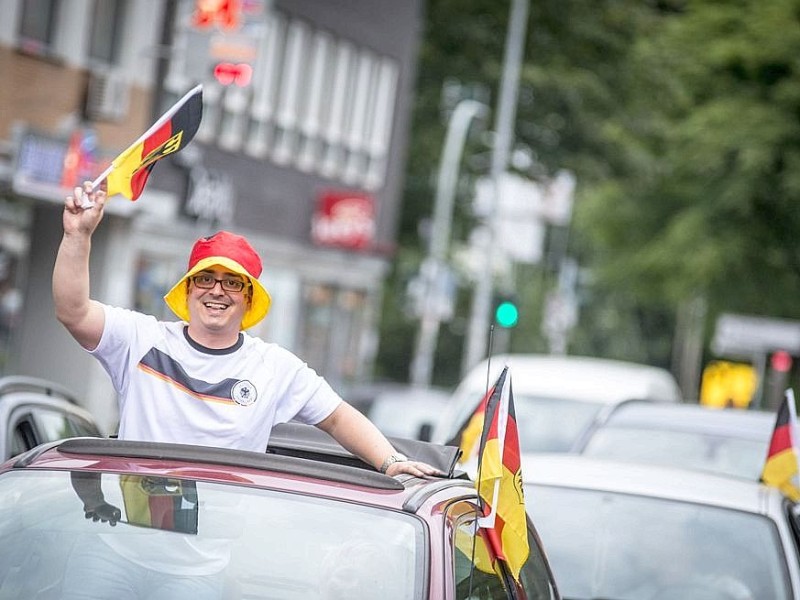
{"left": 0, "top": 0, "right": 796, "bottom": 433}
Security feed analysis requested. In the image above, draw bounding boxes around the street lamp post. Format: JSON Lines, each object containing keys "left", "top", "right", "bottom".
{"left": 462, "top": 0, "right": 530, "bottom": 376}
{"left": 410, "top": 99, "right": 487, "bottom": 387}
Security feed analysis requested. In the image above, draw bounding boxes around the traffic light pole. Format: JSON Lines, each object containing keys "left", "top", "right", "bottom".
{"left": 410, "top": 99, "right": 487, "bottom": 387}
{"left": 462, "top": 0, "right": 530, "bottom": 376}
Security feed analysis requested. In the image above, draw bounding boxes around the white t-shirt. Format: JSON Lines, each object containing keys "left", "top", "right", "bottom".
{"left": 90, "top": 304, "right": 342, "bottom": 450}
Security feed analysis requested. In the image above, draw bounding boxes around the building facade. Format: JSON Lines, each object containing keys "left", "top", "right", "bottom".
{"left": 0, "top": 0, "right": 422, "bottom": 432}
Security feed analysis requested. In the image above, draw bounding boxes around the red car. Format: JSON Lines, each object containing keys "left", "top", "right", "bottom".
{"left": 0, "top": 423, "right": 559, "bottom": 599}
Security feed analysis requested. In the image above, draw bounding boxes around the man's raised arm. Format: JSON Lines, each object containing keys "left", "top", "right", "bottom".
{"left": 52, "top": 182, "right": 107, "bottom": 351}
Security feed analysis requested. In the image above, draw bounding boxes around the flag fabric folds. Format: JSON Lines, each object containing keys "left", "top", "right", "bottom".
{"left": 475, "top": 366, "right": 530, "bottom": 582}
{"left": 761, "top": 389, "right": 800, "bottom": 501}
{"left": 93, "top": 85, "right": 203, "bottom": 200}
{"left": 450, "top": 385, "right": 494, "bottom": 466}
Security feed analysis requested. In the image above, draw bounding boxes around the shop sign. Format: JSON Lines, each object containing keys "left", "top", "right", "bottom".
{"left": 12, "top": 128, "right": 106, "bottom": 202}
{"left": 712, "top": 313, "right": 800, "bottom": 357}
{"left": 311, "top": 191, "right": 375, "bottom": 250}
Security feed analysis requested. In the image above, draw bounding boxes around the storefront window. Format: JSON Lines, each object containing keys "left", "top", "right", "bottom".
{"left": 299, "top": 283, "right": 368, "bottom": 384}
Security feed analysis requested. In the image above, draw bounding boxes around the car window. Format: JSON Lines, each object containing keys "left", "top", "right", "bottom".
{"left": 514, "top": 395, "right": 602, "bottom": 452}
{"left": 0, "top": 470, "right": 427, "bottom": 600}
{"left": 526, "top": 483, "right": 792, "bottom": 600}
{"left": 10, "top": 417, "right": 37, "bottom": 456}
{"left": 453, "top": 517, "right": 509, "bottom": 599}
{"left": 445, "top": 393, "right": 603, "bottom": 453}
{"left": 582, "top": 427, "right": 769, "bottom": 478}
{"left": 451, "top": 510, "right": 557, "bottom": 600}
{"left": 31, "top": 407, "right": 100, "bottom": 441}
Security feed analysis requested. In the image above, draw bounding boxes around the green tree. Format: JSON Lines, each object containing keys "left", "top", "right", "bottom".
{"left": 377, "top": 0, "right": 800, "bottom": 388}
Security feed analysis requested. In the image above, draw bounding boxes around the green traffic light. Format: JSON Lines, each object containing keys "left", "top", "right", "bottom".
{"left": 495, "top": 301, "right": 519, "bottom": 328}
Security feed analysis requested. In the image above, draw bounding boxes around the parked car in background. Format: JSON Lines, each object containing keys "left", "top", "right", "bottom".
{"left": 573, "top": 400, "right": 775, "bottom": 479}
{"left": 0, "top": 423, "right": 560, "bottom": 599}
{"left": 432, "top": 354, "right": 682, "bottom": 453}
{"left": 523, "top": 454, "right": 800, "bottom": 600}
{"left": 342, "top": 383, "right": 452, "bottom": 441}
{"left": 0, "top": 375, "right": 101, "bottom": 460}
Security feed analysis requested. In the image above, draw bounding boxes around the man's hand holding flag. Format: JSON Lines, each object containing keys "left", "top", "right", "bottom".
{"left": 84, "top": 85, "right": 203, "bottom": 206}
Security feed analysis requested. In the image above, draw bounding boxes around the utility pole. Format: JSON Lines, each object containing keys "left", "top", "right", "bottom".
{"left": 463, "top": 0, "right": 530, "bottom": 375}
{"left": 410, "top": 99, "right": 487, "bottom": 387}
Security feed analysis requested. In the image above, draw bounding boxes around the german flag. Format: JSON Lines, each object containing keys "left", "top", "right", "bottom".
{"left": 120, "top": 475, "right": 199, "bottom": 534}
{"left": 476, "top": 366, "right": 529, "bottom": 582}
{"left": 93, "top": 85, "right": 203, "bottom": 200}
{"left": 761, "top": 389, "right": 800, "bottom": 501}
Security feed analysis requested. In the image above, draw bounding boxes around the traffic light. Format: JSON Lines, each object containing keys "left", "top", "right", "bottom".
{"left": 494, "top": 297, "right": 519, "bottom": 328}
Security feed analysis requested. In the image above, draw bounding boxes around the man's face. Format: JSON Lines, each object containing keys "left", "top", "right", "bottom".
{"left": 186, "top": 266, "right": 251, "bottom": 336}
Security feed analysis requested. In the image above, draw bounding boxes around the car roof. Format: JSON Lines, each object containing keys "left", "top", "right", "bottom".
{"left": 0, "top": 375, "right": 98, "bottom": 425}
{"left": 521, "top": 453, "right": 781, "bottom": 514}
{"left": 4, "top": 423, "right": 474, "bottom": 514}
{"left": 595, "top": 401, "right": 776, "bottom": 439}
{"left": 457, "top": 354, "right": 682, "bottom": 404}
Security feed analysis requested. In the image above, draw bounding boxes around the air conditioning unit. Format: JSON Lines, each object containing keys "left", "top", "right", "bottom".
{"left": 85, "top": 70, "right": 130, "bottom": 122}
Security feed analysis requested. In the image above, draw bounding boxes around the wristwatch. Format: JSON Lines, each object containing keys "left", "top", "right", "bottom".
{"left": 380, "top": 453, "right": 409, "bottom": 474}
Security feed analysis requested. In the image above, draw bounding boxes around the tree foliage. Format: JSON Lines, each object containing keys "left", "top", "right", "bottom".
{"left": 376, "top": 0, "right": 800, "bottom": 387}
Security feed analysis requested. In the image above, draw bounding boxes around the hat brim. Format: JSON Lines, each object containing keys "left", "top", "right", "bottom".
{"left": 163, "top": 256, "right": 272, "bottom": 330}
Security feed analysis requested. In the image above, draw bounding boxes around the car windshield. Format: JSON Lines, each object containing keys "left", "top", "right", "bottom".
{"left": 0, "top": 470, "right": 426, "bottom": 600}
{"left": 526, "top": 483, "right": 792, "bottom": 600}
{"left": 582, "top": 427, "right": 770, "bottom": 479}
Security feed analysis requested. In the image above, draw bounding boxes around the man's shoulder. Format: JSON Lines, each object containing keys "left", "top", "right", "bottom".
{"left": 241, "top": 335, "right": 302, "bottom": 363}
{"left": 102, "top": 303, "right": 166, "bottom": 330}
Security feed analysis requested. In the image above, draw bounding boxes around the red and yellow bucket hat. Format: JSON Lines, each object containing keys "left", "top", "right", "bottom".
{"left": 163, "top": 231, "right": 272, "bottom": 330}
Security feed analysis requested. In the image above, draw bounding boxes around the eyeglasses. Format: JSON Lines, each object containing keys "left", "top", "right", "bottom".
{"left": 190, "top": 274, "right": 249, "bottom": 293}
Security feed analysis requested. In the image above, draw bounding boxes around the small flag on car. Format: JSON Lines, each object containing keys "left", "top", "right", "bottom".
{"left": 761, "top": 388, "right": 800, "bottom": 501}
{"left": 475, "top": 366, "right": 529, "bottom": 582}
{"left": 91, "top": 85, "right": 203, "bottom": 201}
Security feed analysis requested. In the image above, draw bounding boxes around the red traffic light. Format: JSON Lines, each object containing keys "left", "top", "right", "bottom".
{"left": 771, "top": 350, "right": 793, "bottom": 373}
{"left": 213, "top": 62, "right": 252, "bottom": 87}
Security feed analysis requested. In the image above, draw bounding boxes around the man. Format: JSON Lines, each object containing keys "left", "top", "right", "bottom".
{"left": 53, "top": 181, "right": 439, "bottom": 479}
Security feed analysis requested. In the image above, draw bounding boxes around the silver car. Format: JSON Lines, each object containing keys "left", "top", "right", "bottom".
{"left": 0, "top": 376, "right": 101, "bottom": 460}
{"left": 573, "top": 400, "right": 775, "bottom": 479}
{"left": 523, "top": 454, "right": 800, "bottom": 599}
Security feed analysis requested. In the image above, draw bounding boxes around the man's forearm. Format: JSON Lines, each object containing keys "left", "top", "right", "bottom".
{"left": 317, "top": 402, "right": 395, "bottom": 470}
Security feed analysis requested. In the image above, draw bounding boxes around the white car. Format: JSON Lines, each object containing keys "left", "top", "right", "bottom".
{"left": 522, "top": 454, "right": 800, "bottom": 599}
{"left": 342, "top": 383, "right": 452, "bottom": 441}
{"left": 432, "top": 354, "right": 681, "bottom": 453}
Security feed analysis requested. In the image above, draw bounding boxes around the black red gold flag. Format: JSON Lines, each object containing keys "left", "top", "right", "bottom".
{"left": 761, "top": 389, "right": 800, "bottom": 501}
{"left": 92, "top": 85, "right": 203, "bottom": 200}
{"left": 475, "top": 366, "right": 529, "bottom": 582}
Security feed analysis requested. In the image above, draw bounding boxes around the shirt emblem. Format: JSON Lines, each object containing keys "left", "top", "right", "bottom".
{"left": 231, "top": 380, "right": 257, "bottom": 406}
